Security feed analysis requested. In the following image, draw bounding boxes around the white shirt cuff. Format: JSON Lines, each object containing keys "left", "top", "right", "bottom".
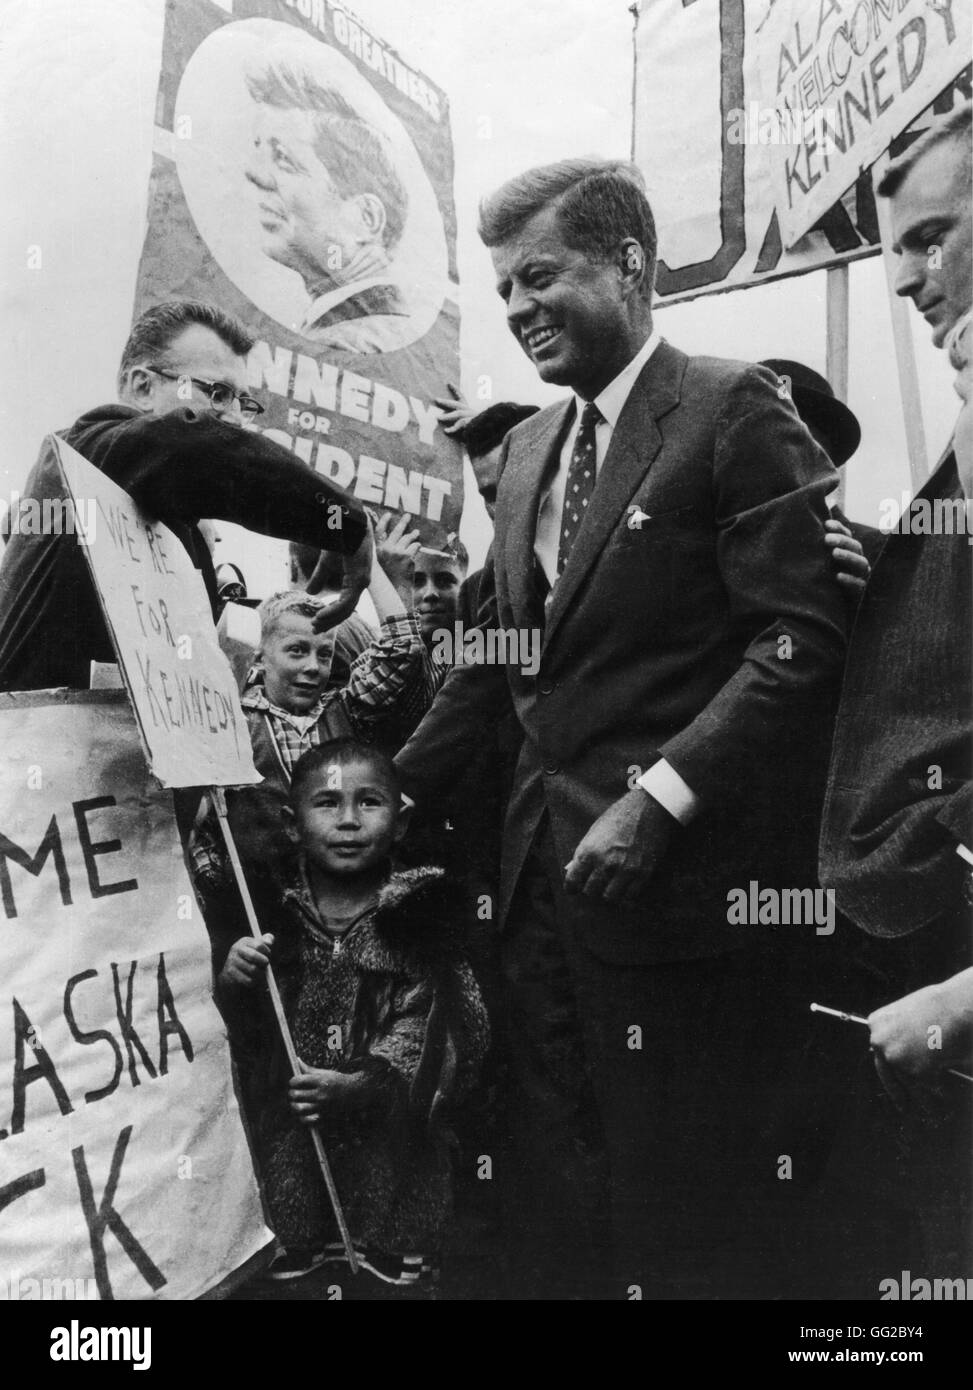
{"left": 636, "top": 759, "right": 699, "bottom": 825}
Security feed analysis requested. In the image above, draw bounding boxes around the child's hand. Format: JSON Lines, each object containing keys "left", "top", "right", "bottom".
{"left": 372, "top": 511, "right": 421, "bottom": 593}
{"left": 288, "top": 1064, "right": 366, "bottom": 1125}
{"left": 432, "top": 382, "right": 475, "bottom": 436}
{"left": 219, "top": 934, "right": 274, "bottom": 989}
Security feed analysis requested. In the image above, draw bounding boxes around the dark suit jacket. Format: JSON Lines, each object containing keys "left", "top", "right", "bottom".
{"left": 830, "top": 505, "right": 885, "bottom": 565}
{"left": 820, "top": 449, "right": 972, "bottom": 945}
{"left": 0, "top": 405, "right": 365, "bottom": 693}
{"left": 396, "top": 342, "right": 846, "bottom": 963}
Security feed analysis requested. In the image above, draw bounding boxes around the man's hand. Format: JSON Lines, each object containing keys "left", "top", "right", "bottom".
{"left": 307, "top": 526, "right": 373, "bottom": 632}
{"left": 288, "top": 1064, "right": 368, "bottom": 1125}
{"left": 219, "top": 933, "right": 274, "bottom": 990}
{"left": 433, "top": 382, "right": 476, "bottom": 437}
{"left": 868, "top": 969, "right": 973, "bottom": 1108}
{"left": 564, "top": 788, "right": 675, "bottom": 904}
{"left": 373, "top": 510, "right": 421, "bottom": 604}
{"left": 825, "top": 517, "right": 869, "bottom": 596}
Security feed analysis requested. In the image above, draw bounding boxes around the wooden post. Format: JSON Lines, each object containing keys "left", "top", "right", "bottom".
{"left": 872, "top": 154, "right": 929, "bottom": 492}
{"left": 211, "top": 787, "right": 359, "bottom": 1274}
{"left": 826, "top": 264, "right": 850, "bottom": 508}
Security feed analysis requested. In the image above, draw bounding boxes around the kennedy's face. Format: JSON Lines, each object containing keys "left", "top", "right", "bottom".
{"left": 491, "top": 203, "right": 633, "bottom": 400}
{"left": 245, "top": 105, "right": 357, "bottom": 281}
{"left": 890, "top": 141, "right": 973, "bottom": 348}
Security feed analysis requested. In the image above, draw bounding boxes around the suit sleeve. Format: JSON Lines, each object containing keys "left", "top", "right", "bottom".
{"left": 394, "top": 493, "right": 513, "bottom": 807}
{"left": 659, "top": 365, "right": 847, "bottom": 804}
{"left": 72, "top": 408, "right": 366, "bottom": 553}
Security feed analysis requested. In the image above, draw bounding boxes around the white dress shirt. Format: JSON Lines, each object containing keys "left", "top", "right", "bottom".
{"left": 534, "top": 330, "right": 661, "bottom": 587}
{"left": 531, "top": 329, "right": 699, "bottom": 826}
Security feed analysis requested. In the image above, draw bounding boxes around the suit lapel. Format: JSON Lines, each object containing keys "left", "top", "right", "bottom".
{"left": 503, "top": 399, "right": 574, "bottom": 626}
{"left": 544, "top": 340, "right": 686, "bottom": 645}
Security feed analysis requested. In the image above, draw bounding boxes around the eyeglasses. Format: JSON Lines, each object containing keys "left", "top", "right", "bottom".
{"left": 145, "top": 367, "right": 265, "bottom": 419}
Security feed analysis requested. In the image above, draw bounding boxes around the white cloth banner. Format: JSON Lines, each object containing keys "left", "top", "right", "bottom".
{"left": 760, "top": 0, "right": 972, "bottom": 246}
{"left": 0, "top": 692, "right": 272, "bottom": 1301}
{"left": 634, "top": 0, "right": 971, "bottom": 303}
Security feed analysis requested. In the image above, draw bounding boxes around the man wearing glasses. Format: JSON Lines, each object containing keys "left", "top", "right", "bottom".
{"left": 0, "top": 298, "right": 368, "bottom": 693}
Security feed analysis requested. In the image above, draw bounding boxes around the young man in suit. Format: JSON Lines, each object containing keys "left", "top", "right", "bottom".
{"left": 817, "top": 103, "right": 972, "bottom": 1293}
{"left": 395, "top": 158, "right": 847, "bottom": 1298}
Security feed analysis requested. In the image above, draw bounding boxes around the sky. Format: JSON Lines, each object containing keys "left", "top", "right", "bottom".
{"left": 0, "top": 0, "right": 962, "bottom": 584}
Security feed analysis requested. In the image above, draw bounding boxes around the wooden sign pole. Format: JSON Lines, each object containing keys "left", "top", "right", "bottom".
{"left": 826, "top": 264, "right": 851, "bottom": 508}
{"left": 211, "top": 787, "right": 359, "bottom": 1275}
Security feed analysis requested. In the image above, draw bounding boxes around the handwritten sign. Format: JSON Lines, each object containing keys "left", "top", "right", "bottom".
{"left": 52, "top": 436, "right": 260, "bottom": 790}
{"left": 0, "top": 691, "right": 272, "bottom": 1299}
{"left": 634, "top": 0, "right": 970, "bottom": 303}
{"left": 759, "top": 0, "right": 972, "bottom": 247}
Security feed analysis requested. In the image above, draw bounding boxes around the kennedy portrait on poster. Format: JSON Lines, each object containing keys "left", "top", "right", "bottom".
{"left": 173, "top": 18, "right": 448, "bottom": 355}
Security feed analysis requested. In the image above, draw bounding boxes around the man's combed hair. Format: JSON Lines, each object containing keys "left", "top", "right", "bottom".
{"left": 463, "top": 402, "right": 541, "bottom": 459}
{"left": 117, "top": 300, "right": 254, "bottom": 390}
{"left": 258, "top": 590, "right": 331, "bottom": 642}
{"left": 290, "top": 737, "right": 401, "bottom": 805}
{"left": 478, "top": 157, "right": 657, "bottom": 293}
{"left": 246, "top": 60, "right": 408, "bottom": 253}
{"left": 877, "top": 101, "right": 972, "bottom": 197}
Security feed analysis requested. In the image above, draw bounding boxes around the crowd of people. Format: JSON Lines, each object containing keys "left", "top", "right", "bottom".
{"left": 0, "top": 102, "right": 969, "bottom": 1302}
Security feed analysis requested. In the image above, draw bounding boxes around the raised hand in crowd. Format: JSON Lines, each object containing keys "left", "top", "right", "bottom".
{"left": 432, "top": 381, "right": 476, "bottom": 436}
{"left": 219, "top": 933, "right": 275, "bottom": 991}
{"left": 372, "top": 509, "right": 422, "bottom": 608}
{"left": 825, "top": 517, "right": 870, "bottom": 596}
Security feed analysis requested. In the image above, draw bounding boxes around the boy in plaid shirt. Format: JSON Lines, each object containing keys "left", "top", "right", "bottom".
{"left": 191, "top": 536, "right": 421, "bottom": 937}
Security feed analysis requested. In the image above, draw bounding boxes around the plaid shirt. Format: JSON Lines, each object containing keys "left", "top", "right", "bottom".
{"left": 393, "top": 644, "right": 452, "bottom": 746}
{"left": 189, "top": 612, "right": 422, "bottom": 891}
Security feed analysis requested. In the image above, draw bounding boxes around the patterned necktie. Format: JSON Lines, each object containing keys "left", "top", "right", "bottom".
{"left": 556, "top": 401, "right": 601, "bottom": 576}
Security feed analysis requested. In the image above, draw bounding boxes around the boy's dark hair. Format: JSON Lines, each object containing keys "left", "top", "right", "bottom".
{"left": 290, "top": 738, "right": 401, "bottom": 806}
{"left": 117, "top": 299, "right": 254, "bottom": 390}
{"left": 463, "top": 402, "right": 540, "bottom": 459}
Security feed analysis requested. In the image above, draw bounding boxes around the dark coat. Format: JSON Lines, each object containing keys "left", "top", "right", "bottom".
{"left": 257, "top": 866, "right": 489, "bottom": 1255}
{"left": 0, "top": 405, "right": 365, "bottom": 693}
{"left": 820, "top": 449, "right": 972, "bottom": 948}
{"left": 396, "top": 343, "right": 847, "bottom": 964}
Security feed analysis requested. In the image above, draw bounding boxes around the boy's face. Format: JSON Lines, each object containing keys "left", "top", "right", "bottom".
{"left": 260, "top": 612, "right": 334, "bottom": 713}
{"left": 413, "top": 555, "right": 466, "bottom": 639}
{"left": 293, "top": 757, "right": 406, "bottom": 878}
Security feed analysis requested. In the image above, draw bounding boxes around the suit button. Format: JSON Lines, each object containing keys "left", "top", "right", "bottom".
{"left": 538, "top": 678, "right": 556, "bottom": 695}
{"left": 542, "top": 762, "right": 560, "bottom": 775}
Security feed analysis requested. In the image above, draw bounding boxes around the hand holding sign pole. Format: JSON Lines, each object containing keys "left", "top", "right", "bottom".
{"left": 210, "top": 786, "right": 357, "bottom": 1270}
{"left": 53, "top": 435, "right": 358, "bottom": 1274}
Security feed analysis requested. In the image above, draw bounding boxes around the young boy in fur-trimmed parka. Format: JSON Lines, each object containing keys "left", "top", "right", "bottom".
{"left": 222, "top": 737, "right": 488, "bottom": 1296}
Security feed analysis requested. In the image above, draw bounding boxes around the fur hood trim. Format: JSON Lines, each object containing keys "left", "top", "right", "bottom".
{"left": 283, "top": 863, "right": 468, "bottom": 976}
